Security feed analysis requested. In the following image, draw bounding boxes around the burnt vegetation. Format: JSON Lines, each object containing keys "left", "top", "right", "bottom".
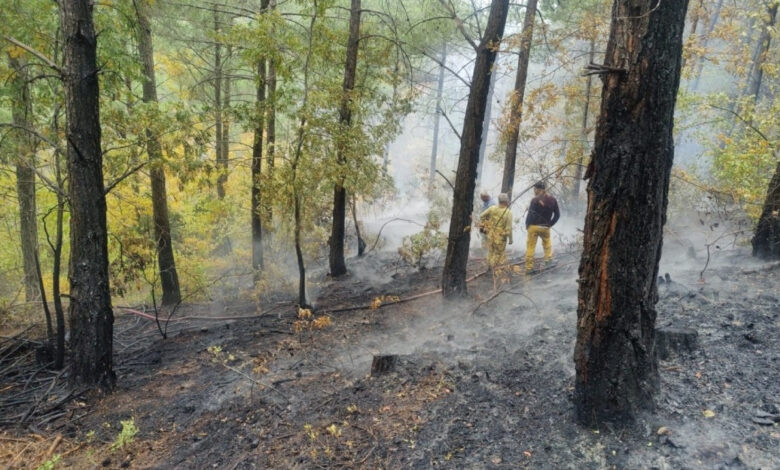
{"left": 1, "top": 0, "right": 779, "bottom": 468}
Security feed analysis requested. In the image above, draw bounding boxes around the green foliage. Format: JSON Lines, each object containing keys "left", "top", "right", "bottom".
{"left": 398, "top": 213, "right": 447, "bottom": 269}
{"left": 110, "top": 418, "right": 139, "bottom": 452}
{"left": 35, "top": 454, "right": 61, "bottom": 470}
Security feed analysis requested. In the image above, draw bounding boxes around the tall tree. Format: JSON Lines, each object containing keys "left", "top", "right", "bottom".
{"left": 476, "top": 56, "right": 498, "bottom": 188}
{"left": 133, "top": 0, "right": 182, "bottom": 306}
{"left": 429, "top": 43, "right": 446, "bottom": 193}
{"left": 500, "top": 0, "right": 537, "bottom": 199}
{"left": 60, "top": 0, "right": 115, "bottom": 389}
{"left": 328, "top": 0, "right": 361, "bottom": 277}
{"left": 213, "top": 7, "right": 226, "bottom": 200}
{"left": 441, "top": 0, "right": 510, "bottom": 297}
{"left": 265, "top": 1, "right": 277, "bottom": 228}
{"left": 572, "top": 38, "right": 596, "bottom": 202}
{"left": 689, "top": 0, "right": 723, "bottom": 92}
{"left": 8, "top": 56, "right": 40, "bottom": 301}
{"left": 574, "top": 0, "right": 688, "bottom": 424}
{"left": 745, "top": 1, "right": 778, "bottom": 102}
{"left": 251, "top": 0, "right": 270, "bottom": 279}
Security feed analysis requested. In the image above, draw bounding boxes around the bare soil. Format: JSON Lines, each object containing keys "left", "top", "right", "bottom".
{"left": 1, "top": 247, "right": 778, "bottom": 469}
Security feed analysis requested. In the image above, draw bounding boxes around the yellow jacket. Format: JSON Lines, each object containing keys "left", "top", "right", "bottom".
{"left": 480, "top": 205, "right": 513, "bottom": 244}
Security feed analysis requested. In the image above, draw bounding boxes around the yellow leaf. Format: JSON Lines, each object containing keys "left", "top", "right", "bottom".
{"left": 702, "top": 409, "right": 716, "bottom": 418}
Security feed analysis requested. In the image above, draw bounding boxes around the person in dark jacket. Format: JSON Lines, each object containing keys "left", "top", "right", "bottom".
{"left": 525, "top": 181, "right": 560, "bottom": 272}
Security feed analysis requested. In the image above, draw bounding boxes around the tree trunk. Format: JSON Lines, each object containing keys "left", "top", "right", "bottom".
{"left": 252, "top": 55, "right": 267, "bottom": 278}
{"left": 752, "top": 160, "right": 780, "bottom": 259}
{"left": 476, "top": 54, "right": 498, "bottom": 188}
{"left": 213, "top": 7, "right": 225, "bottom": 200}
{"left": 500, "top": 0, "right": 537, "bottom": 199}
{"left": 8, "top": 56, "right": 40, "bottom": 301}
{"left": 429, "top": 43, "right": 447, "bottom": 192}
{"left": 266, "top": 52, "right": 276, "bottom": 228}
{"left": 328, "top": 0, "right": 361, "bottom": 278}
{"left": 60, "top": 0, "right": 115, "bottom": 390}
{"left": 745, "top": 3, "right": 777, "bottom": 102}
{"left": 689, "top": 0, "right": 723, "bottom": 92}
{"left": 572, "top": 39, "right": 596, "bottom": 202}
{"left": 441, "top": 0, "right": 510, "bottom": 297}
{"left": 221, "top": 43, "right": 232, "bottom": 192}
{"left": 574, "top": 0, "right": 688, "bottom": 425}
{"left": 133, "top": 0, "right": 181, "bottom": 306}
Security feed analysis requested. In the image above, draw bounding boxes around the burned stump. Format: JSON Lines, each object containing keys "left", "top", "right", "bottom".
{"left": 656, "top": 327, "right": 698, "bottom": 360}
{"left": 371, "top": 355, "right": 397, "bottom": 376}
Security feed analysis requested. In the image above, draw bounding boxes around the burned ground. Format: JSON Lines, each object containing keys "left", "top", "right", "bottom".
{"left": 1, "top": 248, "right": 778, "bottom": 469}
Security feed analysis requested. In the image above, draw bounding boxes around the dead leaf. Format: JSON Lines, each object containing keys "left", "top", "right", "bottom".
{"left": 702, "top": 409, "right": 716, "bottom": 418}
{"left": 523, "top": 450, "right": 532, "bottom": 457}
{"left": 491, "top": 456, "right": 502, "bottom": 464}
{"left": 657, "top": 426, "right": 671, "bottom": 435}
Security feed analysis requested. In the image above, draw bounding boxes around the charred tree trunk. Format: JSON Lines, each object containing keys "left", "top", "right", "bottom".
{"left": 752, "top": 160, "right": 780, "bottom": 259}
{"left": 500, "top": 0, "right": 537, "bottom": 199}
{"left": 429, "top": 43, "right": 447, "bottom": 193}
{"left": 8, "top": 56, "right": 40, "bottom": 301}
{"left": 252, "top": 53, "right": 267, "bottom": 278}
{"left": 574, "top": 0, "right": 688, "bottom": 425}
{"left": 352, "top": 194, "right": 365, "bottom": 256}
{"left": 133, "top": 0, "right": 181, "bottom": 306}
{"left": 572, "top": 39, "right": 596, "bottom": 202}
{"left": 441, "top": 0, "right": 510, "bottom": 297}
{"left": 60, "top": 0, "right": 115, "bottom": 390}
{"left": 328, "top": 0, "right": 361, "bottom": 278}
{"left": 476, "top": 55, "right": 498, "bottom": 188}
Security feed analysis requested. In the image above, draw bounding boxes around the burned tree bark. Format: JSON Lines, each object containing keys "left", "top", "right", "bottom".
{"left": 752, "top": 161, "right": 780, "bottom": 259}
{"left": 328, "top": 0, "right": 361, "bottom": 278}
{"left": 8, "top": 56, "right": 40, "bottom": 301}
{"left": 133, "top": 0, "right": 181, "bottom": 306}
{"left": 574, "top": 0, "right": 688, "bottom": 424}
{"left": 442, "top": 0, "right": 510, "bottom": 297}
{"left": 252, "top": 57, "right": 266, "bottom": 277}
{"left": 60, "top": 0, "right": 115, "bottom": 389}
{"left": 500, "top": 0, "right": 537, "bottom": 199}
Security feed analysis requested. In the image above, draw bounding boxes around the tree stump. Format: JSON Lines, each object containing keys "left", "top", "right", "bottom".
{"left": 655, "top": 327, "right": 698, "bottom": 360}
{"left": 371, "top": 355, "right": 397, "bottom": 376}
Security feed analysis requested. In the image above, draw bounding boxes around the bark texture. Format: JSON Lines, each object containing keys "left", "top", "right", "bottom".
{"left": 328, "top": 0, "right": 361, "bottom": 277}
{"left": 500, "top": 0, "right": 537, "bottom": 199}
{"left": 441, "top": 0, "right": 510, "bottom": 297}
{"left": 60, "top": 0, "right": 115, "bottom": 390}
{"left": 574, "top": 0, "right": 688, "bottom": 425}
{"left": 9, "top": 56, "right": 40, "bottom": 301}
{"left": 252, "top": 56, "right": 266, "bottom": 277}
{"left": 476, "top": 52, "right": 498, "bottom": 188}
{"left": 752, "top": 161, "right": 780, "bottom": 259}
{"left": 134, "top": 0, "right": 181, "bottom": 306}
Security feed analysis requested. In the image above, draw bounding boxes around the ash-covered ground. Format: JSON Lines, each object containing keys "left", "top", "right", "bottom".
{"left": 1, "top": 241, "right": 778, "bottom": 469}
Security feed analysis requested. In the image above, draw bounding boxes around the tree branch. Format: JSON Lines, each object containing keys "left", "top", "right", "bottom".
{"left": 2, "top": 36, "right": 61, "bottom": 74}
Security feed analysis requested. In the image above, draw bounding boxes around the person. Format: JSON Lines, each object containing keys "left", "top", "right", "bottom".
{"left": 480, "top": 193, "right": 513, "bottom": 269}
{"left": 478, "top": 191, "right": 497, "bottom": 253}
{"left": 525, "top": 181, "right": 560, "bottom": 273}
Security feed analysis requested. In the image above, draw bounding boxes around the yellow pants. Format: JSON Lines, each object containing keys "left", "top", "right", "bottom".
{"left": 526, "top": 225, "right": 552, "bottom": 271}
{"left": 487, "top": 237, "right": 508, "bottom": 269}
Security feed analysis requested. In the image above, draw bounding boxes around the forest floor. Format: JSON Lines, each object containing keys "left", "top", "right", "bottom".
{"left": 1, "top": 244, "right": 779, "bottom": 469}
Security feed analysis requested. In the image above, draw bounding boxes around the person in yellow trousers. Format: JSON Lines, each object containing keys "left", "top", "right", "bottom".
{"left": 480, "top": 193, "right": 513, "bottom": 270}
{"left": 525, "top": 181, "right": 560, "bottom": 273}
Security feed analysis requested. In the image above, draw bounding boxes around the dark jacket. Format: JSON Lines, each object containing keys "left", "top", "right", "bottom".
{"left": 525, "top": 193, "right": 560, "bottom": 228}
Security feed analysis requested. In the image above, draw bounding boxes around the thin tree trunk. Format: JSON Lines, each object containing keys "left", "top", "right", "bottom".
{"left": 476, "top": 55, "right": 498, "bottom": 188}
{"left": 681, "top": 0, "right": 702, "bottom": 71}
{"left": 689, "top": 0, "right": 723, "bottom": 92}
{"left": 501, "top": 0, "right": 537, "bottom": 199}
{"left": 133, "top": 0, "right": 181, "bottom": 306}
{"left": 251, "top": 51, "right": 267, "bottom": 278}
{"left": 572, "top": 39, "right": 596, "bottom": 202}
{"left": 441, "top": 0, "right": 510, "bottom": 297}
{"left": 752, "top": 160, "right": 780, "bottom": 259}
{"left": 8, "top": 56, "right": 40, "bottom": 302}
{"left": 213, "top": 7, "right": 225, "bottom": 199}
{"left": 266, "top": 52, "right": 276, "bottom": 227}
{"left": 574, "top": 0, "right": 688, "bottom": 424}
{"left": 222, "top": 43, "right": 232, "bottom": 191}
{"left": 60, "top": 0, "right": 115, "bottom": 390}
{"left": 328, "top": 0, "right": 361, "bottom": 277}
{"left": 745, "top": 3, "right": 777, "bottom": 102}
{"left": 429, "top": 43, "right": 447, "bottom": 193}
{"left": 352, "top": 194, "right": 365, "bottom": 256}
